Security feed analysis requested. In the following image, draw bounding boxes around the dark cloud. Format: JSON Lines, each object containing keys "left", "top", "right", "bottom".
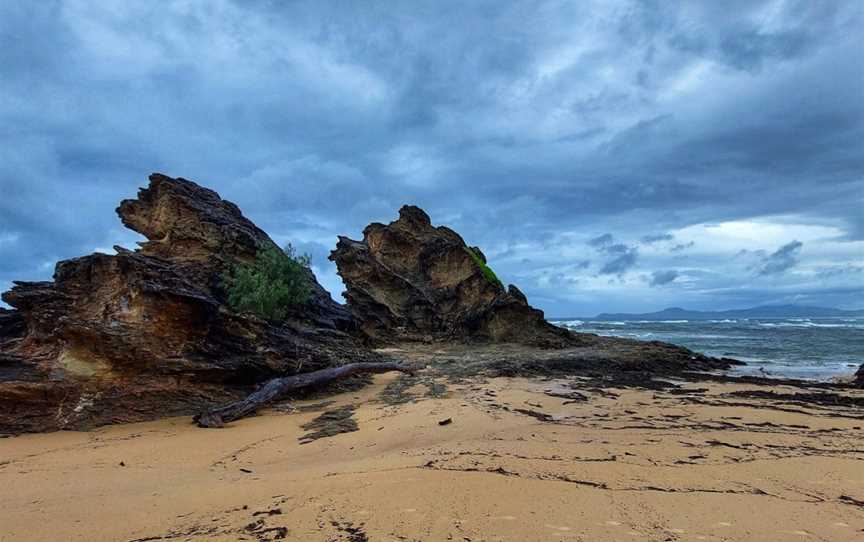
{"left": 604, "top": 243, "right": 630, "bottom": 255}
{"left": 641, "top": 233, "right": 674, "bottom": 244}
{"left": 599, "top": 249, "right": 639, "bottom": 276}
{"left": 588, "top": 234, "right": 631, "bottom": 255}
{"left": 759, "top": 241, "right": 803, "bottom": 275}
{"left": 816, "top": 265, "right": 864, "bottom": 279}
{"left": 587, "top": 234, "right": 639, "bottom": 275}
{"left": 541, "top": 271, "right": 579, "bottom": 288}
{"left": 587, "top": 234, "right": 615, "bottom": 249}
{"left": 670, "top": 242, "right": 694, "bottom": 252}
{"left": 0, "top": 0, "right": 862, "bottom": 314}
{"left": 649, "top": 270, "right": 679, "bottom": 287}
{"left": 736, "top": 248, "right": 767, "bottom": 259}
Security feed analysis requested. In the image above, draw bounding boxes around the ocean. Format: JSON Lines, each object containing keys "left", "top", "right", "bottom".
{"left": 551, "top": 317, "right": 864, "bottom": 381}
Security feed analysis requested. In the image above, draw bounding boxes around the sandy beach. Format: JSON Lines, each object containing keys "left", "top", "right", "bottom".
{"left": 2, "top": 349, "right": 862, "bottom": 542}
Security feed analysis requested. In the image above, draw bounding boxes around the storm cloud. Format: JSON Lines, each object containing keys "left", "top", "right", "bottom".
{"left": 1, "top": 0, "right": 862, "bottom": 315}
{"left": 650, "top": 270, "right": 679, "bottom": 287}
{"left": 759, "top": 240, "right": 803, "bottom": 275}
{"left": 641, "top": 233, "right": 675, "bottom": 245}
{"left": 600, "top": 250, "right": 639, "bottom": 276}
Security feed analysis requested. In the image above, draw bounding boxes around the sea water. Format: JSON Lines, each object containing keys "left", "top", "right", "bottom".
{"left": 551, "top": 317, "right": 864, "bottom": 381}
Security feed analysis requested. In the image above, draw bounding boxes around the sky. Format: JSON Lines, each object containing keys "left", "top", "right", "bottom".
{"left": 1, "top": 0, "right": 862, "bottom": 317}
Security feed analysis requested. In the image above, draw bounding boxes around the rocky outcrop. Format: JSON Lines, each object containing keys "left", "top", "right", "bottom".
{"left": 855, "top": 364, "right": 864, "bottom": 388}
{"left": 0, "top": 176, "right": 756, "bottom": 434}
{"left": 0, "top": 174, "right": 376, "bottom": 434}
{"left": 330, "top": 205, "right": 572, "bottom": 346}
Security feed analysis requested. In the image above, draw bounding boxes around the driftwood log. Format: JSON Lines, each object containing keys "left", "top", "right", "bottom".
{"left": 194, "top": 361, "right": 415, "bottom": 428}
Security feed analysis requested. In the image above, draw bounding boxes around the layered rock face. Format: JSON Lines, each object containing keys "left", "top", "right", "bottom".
{"left": 0, "top": 174, "right": 376, "bottom": 434}
{"left": 330, "top": 205, "right": 572, "bottom": 346}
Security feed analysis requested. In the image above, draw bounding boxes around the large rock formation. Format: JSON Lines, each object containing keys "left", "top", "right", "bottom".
{"left": 0, "top": 176, "right": 753, "bottom": 435}
{"left": 330, "top": 205, "right": 572, "bottom": 346}
{"left": 0, "top": 174, "right": 377, "bottom": 434}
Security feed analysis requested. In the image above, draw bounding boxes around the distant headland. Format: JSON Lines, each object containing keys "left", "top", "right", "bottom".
{"left": 580, "top": 304, "right": 864, "bottom": 321}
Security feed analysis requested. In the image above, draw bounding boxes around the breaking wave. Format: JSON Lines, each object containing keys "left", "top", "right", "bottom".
{"left": 551, "top": 316, "right": 864, "bottom": 381}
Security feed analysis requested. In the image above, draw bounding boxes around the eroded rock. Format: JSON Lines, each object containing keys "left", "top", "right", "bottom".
{"left": 0, "top": 176, "right": 749, "bottom": 434}
{"left": 0, "top": 174, "right": 375, "bottom": 434}
{"left": 329, "top": 205, "right": 572, "bottom": 346}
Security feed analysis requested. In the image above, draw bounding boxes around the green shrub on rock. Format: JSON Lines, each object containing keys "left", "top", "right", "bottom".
{"left": 225, "top": 243, "right": 311, "bottom": 320}
{"left": 465, "top": 246, "right": 503, "bottom": 289}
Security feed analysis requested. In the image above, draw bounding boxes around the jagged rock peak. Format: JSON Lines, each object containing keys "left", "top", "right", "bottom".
{"left": 117, "top": 173, "right": 273, "bottom": 264}
{"left": 396, "top": 204, "right": 432, "bottom": 226}
{"left": 0, "top": 173, "right": 367, "bottom": 434}
{"left": 330, "top": 205, "right": 572, "bottom": 346}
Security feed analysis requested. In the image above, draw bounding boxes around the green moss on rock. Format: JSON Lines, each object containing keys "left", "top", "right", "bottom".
{"left": 465, "top": 247, "right": 503, "bottom": 289}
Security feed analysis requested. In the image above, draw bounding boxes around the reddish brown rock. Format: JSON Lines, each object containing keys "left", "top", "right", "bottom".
{"left": 329, "top": 205, "right": 572, "bottom": 346}
{"left": 0, "top": 176, "right": 748, "bottom": 434}
{"left": 0, "top": 174, "right": 375, "bottom": 434}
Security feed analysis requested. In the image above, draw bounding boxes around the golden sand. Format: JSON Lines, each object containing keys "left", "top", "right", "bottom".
{"left": 2, "top": 373, "right": 862, "bottom": 541}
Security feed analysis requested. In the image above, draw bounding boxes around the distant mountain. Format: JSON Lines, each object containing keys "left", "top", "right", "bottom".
{"left": 588, "top": 305, "right": 864, "bottom": 321}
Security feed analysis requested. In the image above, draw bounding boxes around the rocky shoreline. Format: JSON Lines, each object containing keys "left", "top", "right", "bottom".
{"left": 2, "top": 174, "right": 862, "bottom": 541}
{"left": 0, "top": 174, "right": 853, "bottom": 436}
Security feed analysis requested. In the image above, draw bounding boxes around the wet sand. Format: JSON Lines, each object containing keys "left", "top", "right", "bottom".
{"left": 2, "top": 371, "right": 863, "bottom": 541}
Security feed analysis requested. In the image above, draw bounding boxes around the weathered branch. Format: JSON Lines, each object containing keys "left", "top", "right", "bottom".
{"left": 194, "top": 361, "right": 415, "bottom": 428}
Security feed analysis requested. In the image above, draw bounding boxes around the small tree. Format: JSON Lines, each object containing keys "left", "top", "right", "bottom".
{"left": 225, "top": 243, "right": 312, "bottom": 321}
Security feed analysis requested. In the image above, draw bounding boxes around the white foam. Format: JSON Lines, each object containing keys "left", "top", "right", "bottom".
{"left": 550, "top": 320, "right": 583, "bottom": 328}
{"left": 758, "top": 321, "right": 862, "bottom": 329}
